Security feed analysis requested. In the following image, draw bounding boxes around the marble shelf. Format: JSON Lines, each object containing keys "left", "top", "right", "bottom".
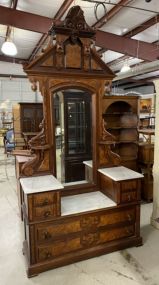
{"left": 98, "top": 166, "right": 143, "bottom": 181}
{"left": 61, "top": 191, "right": 116, "bottom": 216}
{"left": 20, "top": 175, "right": 64, "bottom": 194}
{"left": 83, "top": 160, "right": 93, "bottom": 168}
{"left": 16, "top": 155, "right": 32, "bottom": 163}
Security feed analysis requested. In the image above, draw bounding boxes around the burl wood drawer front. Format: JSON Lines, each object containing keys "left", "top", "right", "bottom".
{"left": 36, "top": 207, "right": 135, "bottom": 242}
{"left": 33, "top": 192, "right": 55, "bottom": 207}
{"left": 36, "top": 220, "right": 81, "bottom": 242}
{"left": 36, "top": 225, "right": 135, "bottom": 262}
{"left": 121, "top": 180, "right": 137, "bottom": 192}
{"left": 34, "top": 205, "right": 55, "bottom": 220}
{"left": 121, "top": 191, "right": 137, "bottom": 203}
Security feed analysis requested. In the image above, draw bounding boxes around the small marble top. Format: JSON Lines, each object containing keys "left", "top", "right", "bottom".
{"left": 83, "top": 160, "right": 93, "bottom": 168}
{"left": 20, "top": 175, "right": 64, "bottom": 194}
{"left": 61, "top": 191, "right": 116, "bottom": 216}
{"left": 98, "top": 166, "right": 143, "bottom": 181}
{"left": 16, "top": 155, "right": 32, "bottom": 163}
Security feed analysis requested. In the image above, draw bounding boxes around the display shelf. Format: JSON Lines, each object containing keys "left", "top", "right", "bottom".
{"left": 102, "top": 95, "right": 139, "bottom": 170}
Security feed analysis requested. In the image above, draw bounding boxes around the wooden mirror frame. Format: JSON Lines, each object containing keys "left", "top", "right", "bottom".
{"left": 21, "top": 5, "right": 116, "bottom": 189}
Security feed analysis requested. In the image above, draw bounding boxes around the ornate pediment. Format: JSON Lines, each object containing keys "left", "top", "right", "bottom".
{"left": 24, "top": 6, "right": 115, "bottom": 80}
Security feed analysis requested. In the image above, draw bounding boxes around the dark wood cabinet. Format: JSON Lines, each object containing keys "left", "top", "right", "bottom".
{"left": 20, "top": 103, "right": 43, "bottom": 132}
{"left": 13, "top": 103, "right": 43, "bottom": 149}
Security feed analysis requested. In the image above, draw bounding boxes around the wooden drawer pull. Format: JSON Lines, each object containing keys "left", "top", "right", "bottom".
{"left": 126, "top": 228, "right": 133, "bottom": 235}
{"left": 42, "top": 198, "right": 49, "bottom": 206}
{"left": 44, "top": 211, "right": 51, "bottom": 217}
{"left": 45, "top": 251, "right": 52, "bottom": 259}
{"left": 127, "top": 214, "right": 133, "bottom": 221}
{"left": 43, "top": 231, "right": 51, "bottom": 240}
{"left": 127, "top": 195, "right": 131, "bottom": 201}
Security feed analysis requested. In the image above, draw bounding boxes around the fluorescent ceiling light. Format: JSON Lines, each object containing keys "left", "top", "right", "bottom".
{"left": 1, "top": 39, "right": 17, "bottom": 56}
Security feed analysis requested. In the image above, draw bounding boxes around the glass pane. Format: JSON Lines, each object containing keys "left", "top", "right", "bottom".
{"left": 67, "top": 100, "right": 86, "bottom": 154}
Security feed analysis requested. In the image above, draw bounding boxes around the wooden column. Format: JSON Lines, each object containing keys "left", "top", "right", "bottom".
{"left": 151, "top": 79, "right": 159, "bottom": 229}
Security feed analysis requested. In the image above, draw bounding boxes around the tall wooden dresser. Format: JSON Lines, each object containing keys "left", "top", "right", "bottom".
{"left": 16, "top": 5, "right": 144, "bottom": 277}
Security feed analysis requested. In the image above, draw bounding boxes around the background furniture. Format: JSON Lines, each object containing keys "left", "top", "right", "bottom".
{"left": 138, "top": 129, "right": 154, "bottom": 202}
{"left": 13, "top": 103, "right": 43, "bottom": 149}
{"left": 4, "top": 128, "right": 15, "bottom": 155}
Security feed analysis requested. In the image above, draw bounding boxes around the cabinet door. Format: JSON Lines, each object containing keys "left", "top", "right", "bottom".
{"left": 63, "top": 92, "right": 92, "bottom": 182}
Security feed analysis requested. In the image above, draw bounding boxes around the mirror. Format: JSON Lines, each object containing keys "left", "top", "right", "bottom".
{"left": 52, "top": 88, "right": 93, "bottom": 185}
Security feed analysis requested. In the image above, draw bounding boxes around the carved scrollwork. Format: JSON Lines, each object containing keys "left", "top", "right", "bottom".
{"left": 101, "top": 118, "right": 116, "bottom": 142}
{"left": 21, "top": 118, "right": 51, "bottom": 176}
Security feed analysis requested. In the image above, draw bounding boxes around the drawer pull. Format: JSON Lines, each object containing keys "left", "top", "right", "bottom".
{"left": 127, "top": 195, "right": 131, "bottom": 201}
{"left": 45, "top": 251, "right": 52, "bottom": 259}
{"left": 44, "top": 211, "right": 51, "bottom": 218}
{"left": 127, "top": 214, "right": 132, "bottom": 221}
{"left": 42, "top": 198, "right": 49, "bottom": 206}
{"left": 126, "top": 228, "right": 133, "bottom": 235}
{"left": 43, "top": 231, "right": 51, "bottom": 240}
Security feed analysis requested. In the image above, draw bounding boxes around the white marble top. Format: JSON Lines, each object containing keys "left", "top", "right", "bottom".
{"left": 61, "top": 191, "right": 116, "bottom": 216}
{"left": 16, "top": 156, "right": 32, "bottom": 163}
{"left": 98, "top": 166, "right": 143, "bottom": 181}
{"left": 83, "top": 160, "right": 93, "bottom": 168}
{"left": 20, "top": 175, "right": 64, "bottom": 194}
{"left": 63, "top": 180, "right": 88, "bottom": 186}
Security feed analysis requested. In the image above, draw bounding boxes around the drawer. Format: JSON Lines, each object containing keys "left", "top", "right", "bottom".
{"left": 36, "top": 220, "right": 81, "bottom": 242}
{"left": 121, "top": 180, "right": 137, "bottom": 192}
{"left": 36, "top": 225, "right": 135, "bottom": 262}
{"left": 34, "top": 205, "right": 55, "bottom": 220}
{"left": 26, "top": 191, "right": 61, "bottom": 221}
{"left": 36, "top": 207, "right": 136, "bottom": 242}
{"left": 33, "top": 192, "right": 55, "bottom": 207}
{"left": 121, "top": 191, "right": 137, "bottom": 203}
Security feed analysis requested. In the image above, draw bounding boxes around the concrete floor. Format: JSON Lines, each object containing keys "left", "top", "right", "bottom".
{"left": 0, "top": 149, "right": 159, "bottom": 285}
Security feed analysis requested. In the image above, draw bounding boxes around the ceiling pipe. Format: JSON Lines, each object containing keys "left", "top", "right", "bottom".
{"left": 113, "top": 60, "right": 159, "bottom": 81}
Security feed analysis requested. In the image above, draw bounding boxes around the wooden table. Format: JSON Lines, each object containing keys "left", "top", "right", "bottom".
{"left": 138, "top": 128, "right": 155, "bottom": 144}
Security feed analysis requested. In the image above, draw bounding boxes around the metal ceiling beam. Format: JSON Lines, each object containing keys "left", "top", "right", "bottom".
{"left": 28, "top": 0, "right": 74, "bottom": 62}
{"left": 0, "top": 6, "right": 159, "bottom": 62}
{"left": 0, "top": 54, "right": 26, "bottom": 64}
{"left": 93, "top": 0, "right": 133, "bottom": 29}
{"left": 125, "top": 14, "right": 159, "bottom": 38}
{"left": 0, "top": 6, "right": 53, "bottom": 34}
{"left": 96, "top": 30, "right": 159, "bottom": 62}
{"left": 106, "top": 14, "right": 159, "bottom": 66}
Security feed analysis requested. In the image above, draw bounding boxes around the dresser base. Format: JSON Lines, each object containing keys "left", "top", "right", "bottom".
{"left": 23, "top": 237, "right": 142, "bottom": 277}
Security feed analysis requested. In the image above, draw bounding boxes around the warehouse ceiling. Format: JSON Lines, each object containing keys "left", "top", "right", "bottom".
{"left": 0, "top": 0, "right": 159, "bottom": 90}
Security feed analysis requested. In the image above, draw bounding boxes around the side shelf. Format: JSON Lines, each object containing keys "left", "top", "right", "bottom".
{"left": 102, "top": 95, "right": 139, "bottom": 170}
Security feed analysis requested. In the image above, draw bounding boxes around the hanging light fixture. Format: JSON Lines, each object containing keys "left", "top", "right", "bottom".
{"left": 120, "top": 62, "right": 131, "bottom": 73}
{"left": 1, "top": 27, "right": 17, "bottom": 56}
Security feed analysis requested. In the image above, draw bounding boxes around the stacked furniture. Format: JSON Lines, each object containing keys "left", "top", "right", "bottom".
{"left": 13, "top": 102, "right": 43, "bottom": 149}
{"left": 15, "top": 6, "right": 143, "bottom": 277}
{"left": 138, "top": 129, "right": 154, "bottom": 201}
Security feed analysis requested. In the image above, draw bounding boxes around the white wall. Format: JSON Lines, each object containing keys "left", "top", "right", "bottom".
{"left": 0, "top": 77, "right": 43, "bottom": 107}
